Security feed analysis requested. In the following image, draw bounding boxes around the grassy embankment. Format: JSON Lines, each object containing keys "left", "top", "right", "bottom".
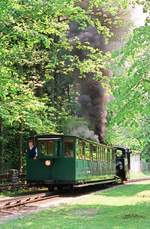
{"left": 1, "top": 181, "right": 150, "bottom": 229}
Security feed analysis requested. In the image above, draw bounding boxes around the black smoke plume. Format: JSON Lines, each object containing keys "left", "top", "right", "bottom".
{"left": 79, "top": 79, "right": 107, "bottom": 142}
{"left": 69, "top": 1, "right": 133, "bottom": 142}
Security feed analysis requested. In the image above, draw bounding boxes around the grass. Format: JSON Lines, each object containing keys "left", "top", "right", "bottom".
{"left": 0, "top": 189, "right": 32, "bottom": 198}
{"left": 1, "top": 182, "right": 150, "bottom": 229}
{"left": 97, "top": 183, "right": 150, "bottom": 197}
{"left": 1, "top": 204, "right": 150, "bottom": 229}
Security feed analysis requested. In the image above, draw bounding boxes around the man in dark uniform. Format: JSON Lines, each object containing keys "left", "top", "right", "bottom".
{"left": 27, "top": 140, "right": 38, "bottom": 159}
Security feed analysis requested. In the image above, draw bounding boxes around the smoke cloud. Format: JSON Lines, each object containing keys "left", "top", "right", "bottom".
{"left": 79, "top": 79, "right": 107, "bottom": 142}
{"left": 69, "top": 1, "right": 139, "bottom": 142}
{"left": 71, "top": 125, "right": 99, "bottom": 142}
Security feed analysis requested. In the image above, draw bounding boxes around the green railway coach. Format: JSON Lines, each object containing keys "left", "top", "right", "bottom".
{"left": 26, "top": 134, "right": 130, "bottom": 190}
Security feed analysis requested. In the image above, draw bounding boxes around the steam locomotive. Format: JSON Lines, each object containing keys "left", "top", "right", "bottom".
{"left": 26, "top": 134, "right": 131, "bottom": 190}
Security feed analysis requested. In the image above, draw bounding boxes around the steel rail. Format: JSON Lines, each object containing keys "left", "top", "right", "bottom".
{"left": 0, "top": 193, "right": 59, "bottom": 210}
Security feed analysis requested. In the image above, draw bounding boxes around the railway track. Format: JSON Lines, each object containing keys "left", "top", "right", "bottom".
{"left": 0, "top": 183, "right": 118, "bottom": 211}
{"left": 1, "top": 177, "right": 150, "bottom": 210}
{"left": 0, "top": 192, "right": 59, "bottom": 211}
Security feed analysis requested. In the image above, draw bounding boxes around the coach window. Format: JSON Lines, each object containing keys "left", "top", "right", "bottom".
{"left": 103, "top": 148, "right": 105, "bottom": 161}
{"left": 90, "top": 144, "right": 93, "bottom": 160}
{"left": 99, "top": 147, "right": 101, "bottom": 160}
{"left": 99, "top": 146, "right": 102, "bottom": 161}
{"left": 106, "top": 148, "right": 108, "bottom": 161}
{"left": 85, "top": 143, "right": 90, "bottom": 160}
{"left": 105, "top": 148, "right": 108, "bottom": 161}
{"left": 97, "top": 147, "right": 100, "bottom": 161}
{"left": 104, "top": 148, "right": 107, "bottom": 161}
{"left": 77, "top": 141, "right": 84, "bottom": 159}
{"left": 64, "top": 140, "right": 74, "bottom": 158}
{"left": 107, "top": 149, "right": 109, "bottom": 162}
{"left": 47, "top": 141, "right": 57, "bottom": 156}
{"left": 100, "top": 147, "right": 102, "bottom": 160}
{"left": 107, "top": 149, "right": 109, "bottom": 161}
{"left": 109, "top": 149, "right": 112, "bottom": 161}
{"left": 92, "top": 145, "right": 97, "bottom": 161}
{"left": 101, "top": 147, "right": 103, "bottom": 161}
{"left": 101, "top": 147, "right": 104, "bottom": 161}
{"left": 112, "top": 149, "right": 115, "bottom": 160}
{"left": 89, "top": 144, "right": 94, "bottom": 160}
{"left": 99, "top": 147, "right": 101, "bottom": 161}
{"left": 38, "top": 141, "right": 47, "bottom": 155}
{"left": 38, "top": 140, "right": 56, "bottom": 156}
{"left": 110, "top": 149, "right": 112, "bottom": 161}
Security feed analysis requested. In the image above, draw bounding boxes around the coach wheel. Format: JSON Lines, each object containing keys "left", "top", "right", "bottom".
{"left": 48, "top": 185, "right": 54, "bottom": 192}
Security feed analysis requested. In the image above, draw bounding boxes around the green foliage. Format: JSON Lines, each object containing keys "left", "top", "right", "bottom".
{"left": 0, "top": 0, "right": 127, "bottom": 127}
{"left": 106, "top": 24, "right": 150, "bottom": 156}
{"left": 0, "top": 0, "right": 142, "bottom": 171}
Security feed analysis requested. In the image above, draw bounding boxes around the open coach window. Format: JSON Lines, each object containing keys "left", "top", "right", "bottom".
{"left": 37, "top": 138, "right": 60, "bottom": 157}
{"left": 76, "top": 140, "right": 85, "bottom": 159}
{"left": 64, "top": 139, "right": 74, "bottom": 158}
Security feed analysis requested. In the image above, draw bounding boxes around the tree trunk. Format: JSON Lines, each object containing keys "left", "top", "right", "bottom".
{"left": 0, "top": 119, "right": 4, "bottom": 174}
{"left": 19, "top": 122, "right": 23, "bottom": 175}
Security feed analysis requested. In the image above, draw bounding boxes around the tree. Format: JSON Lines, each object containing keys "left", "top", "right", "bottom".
{"left": 106, "top": 24, "right": 150, "bottom": 157}
{"left": 0, "top": 0, "right": 139, "bottom": 172}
